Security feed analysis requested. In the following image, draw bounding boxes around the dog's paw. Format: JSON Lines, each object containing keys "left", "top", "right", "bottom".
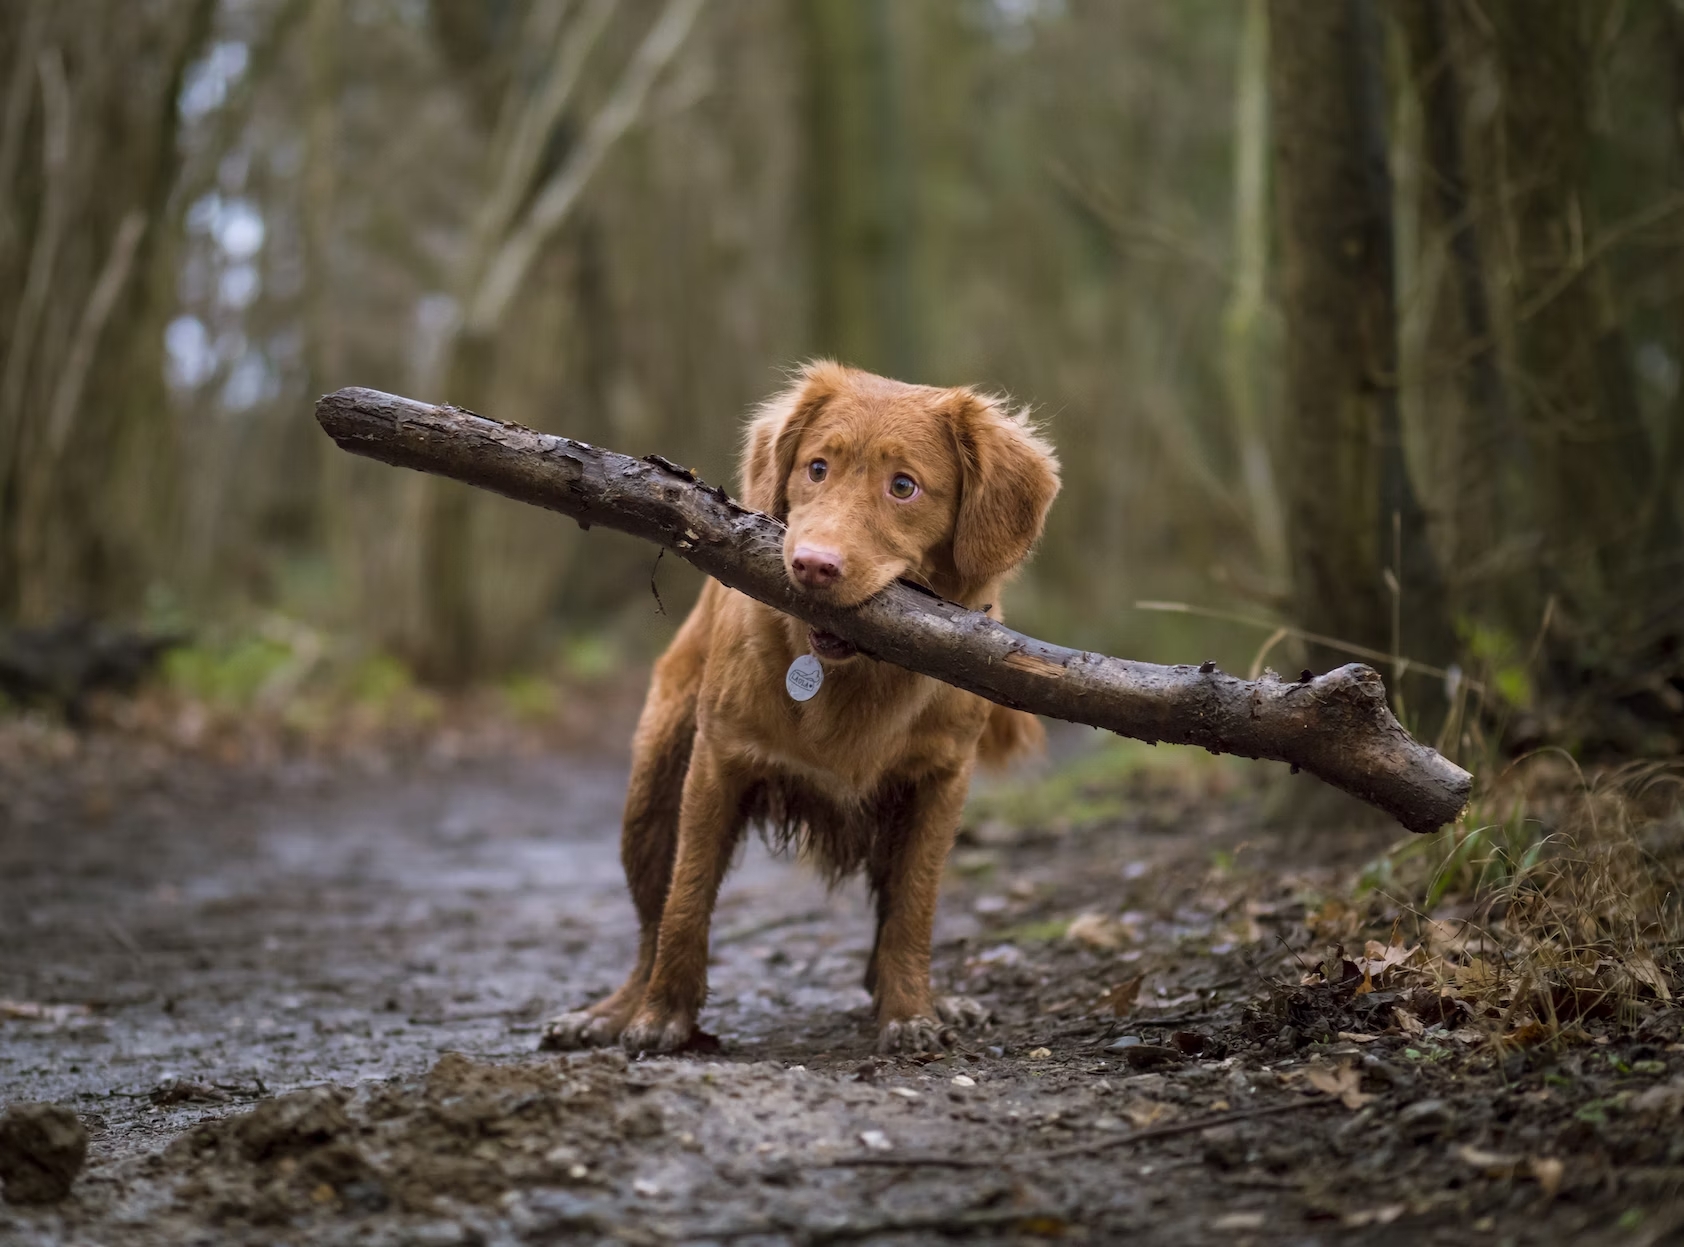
{"left": 933, "top": 995, "right": 992, "bottom": 1029}
{"left": 876, "top": 1015, "right": 956, "bottom": 1054}
{"left": 538, "top": 1011, "right": 622, "bottom": 1051}
{"left": 620, "top": 1008, "right": 696, "bottom": 1055}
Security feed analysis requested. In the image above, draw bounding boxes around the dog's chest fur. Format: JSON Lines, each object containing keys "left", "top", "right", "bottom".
{"left": 708, "top": 605, "right": 981, "bottom": 881}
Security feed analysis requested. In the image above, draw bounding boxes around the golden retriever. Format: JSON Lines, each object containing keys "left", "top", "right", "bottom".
{"left": 542, "top": 361, "right": 1060, "bottom": 1054}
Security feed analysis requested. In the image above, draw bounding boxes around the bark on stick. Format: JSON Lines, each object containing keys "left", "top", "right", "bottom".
{"left": 315, "top": 387, "right": 1473, "bottom": 833}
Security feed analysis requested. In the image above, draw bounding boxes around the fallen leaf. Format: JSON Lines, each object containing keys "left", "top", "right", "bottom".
{"left": 1066, "top": 911, "right": 1126, "bottom": 951}
{"left": 1123, "top": 1099, "right": 1177, "bottom": 1128}
{"left": 1027, "top": 1047, "right": 1052, "bottom": 1060}
{"left": 1626, "top": 952, "right": 1674, "bottom": 1002}
{"left": 1531, "top": 1156, "right": 1564, "bottom": 1198}
{"left": 1097, "top": 976, "right": 1143, "bottom": 1018}
{"left": 0, "top": 999, "right": 93, "bottom": 1023}
{"left": 1454, "top": 958, "right": 1499, "bottom": 990}
{"left": 1304, "top": 1062, "right": 1373, "bottom": 1110}
{"left": 1500, "top": 1019, "right": 1555, "bottom": 1048}
{"left": 1336, "top": 1031, "right": 1381, "bottom": 1044}
{"left": 1211, "top": 1212, "right": 1266, "bottom": 1231}
{"left": 1342, "top": 1205, "right": 1405, "bottom": 1228}
{"left": 1356, "top": 939, "right": 1420, "bottom": 979}
{"left": 1455, "top": 1144, "right": 1522, "bottom": 1178}
{"left": 1393, "top": 1006, "right": 1425, "bottom": 1037}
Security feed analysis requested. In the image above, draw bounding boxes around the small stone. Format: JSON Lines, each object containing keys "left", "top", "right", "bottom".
{"left": 1397, "top": 1098, "right": 1453, "bottom": 1138}
{"left": 615, "top": 1102, "right": 663, "bottom": 1139}
{"left": 859, "top": 1130, "right": 892, "bottom": 1151}
{"left": 951, "top": 1074, "right": 976, "bottom": 1088}
{"left": 0, "top": 1103, "right": 88, "bottom": 1204}
{"left": 1107, "top": 1035, "right": 1143, "bottom": 1052}
{"left": 1028, "top": 1047, "right": 1053, "bottom": 1060}
{"left": 1121, "top": 1044, "right": 1183, "bottom": 1070}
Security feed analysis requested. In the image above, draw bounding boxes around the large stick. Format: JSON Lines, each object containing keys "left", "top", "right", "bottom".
{"left": 315, "top": 388, "right": 1472, "bottom": 833}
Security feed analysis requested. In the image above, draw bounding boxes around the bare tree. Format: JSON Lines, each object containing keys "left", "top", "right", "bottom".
{"left": 1267, "top": 0, "right": 1454, "bottom": 722}
{"left": 414, "top": 0, "right": 707, "bottom": 681}
{"left": 0, "top": 0, "right": 214, "bottom": 623}
{"left": 801, "top": 0, "right": 919, "bottom": 379}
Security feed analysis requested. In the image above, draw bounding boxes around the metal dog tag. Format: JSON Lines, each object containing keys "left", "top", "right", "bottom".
{"left": 785, "top": 653, "right": 824, "bottom": 702}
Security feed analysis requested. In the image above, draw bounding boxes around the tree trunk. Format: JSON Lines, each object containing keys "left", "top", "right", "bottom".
{"left": 1267, "top": 0, "right": 1454, "bottom": 725}
{"left": 1480, "top": 1, "right": 1673, "bottom": 660}
{"left": 1222, "top": 0, "right": 1287, "bottom": 585}
{"left": 1393, "top": 0, "right": 1527, "bottom": 623}
{"left": 316, "top": 386, "right": 1474, "bottom": 833}
{"left": 0, "top": 0, "right": 212, "bottom": 623}
{"left": 802, "top": 0, "right": 918, "bottom": 378}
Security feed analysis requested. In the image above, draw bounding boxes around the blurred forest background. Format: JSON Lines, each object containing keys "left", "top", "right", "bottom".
{"left": 1, "top": 0, "right": 1681, "bottom": 761}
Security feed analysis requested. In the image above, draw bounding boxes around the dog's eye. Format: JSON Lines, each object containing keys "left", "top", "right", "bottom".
{"left": 808, "top": 459, "right": 828, "bottom": 483}
{"left": 888, "top": 473, "right": 919, "bottom": 501}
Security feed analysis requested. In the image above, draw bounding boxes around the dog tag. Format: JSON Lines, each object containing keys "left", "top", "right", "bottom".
{"left": 785, "top": 653, "right": 824, "bottom": 702}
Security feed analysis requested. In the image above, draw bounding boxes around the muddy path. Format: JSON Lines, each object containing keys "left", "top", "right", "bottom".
{"left": 2, "top": 722, "right": 1682, "bottom": 1245}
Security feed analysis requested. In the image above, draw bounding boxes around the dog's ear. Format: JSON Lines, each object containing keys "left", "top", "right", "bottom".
{"left": 740, "top": 361, "right": 843, "bottom": 520}
{"left": 950, "top": 392, "right": 1061, "bottom": 585}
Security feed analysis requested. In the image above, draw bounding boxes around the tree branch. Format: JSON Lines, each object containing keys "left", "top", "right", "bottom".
{"left": 315, "top": 387, "right": 1474, "bottom": 834}
{"left": 464, "top": 0, "right": 705, "bottom": 335}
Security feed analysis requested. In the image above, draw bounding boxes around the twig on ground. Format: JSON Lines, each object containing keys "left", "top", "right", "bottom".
{"left": 820, "top": 1096, "right": 1334, "bottom": 1171}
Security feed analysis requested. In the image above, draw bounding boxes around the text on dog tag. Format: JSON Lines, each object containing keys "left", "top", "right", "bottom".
{"left": 785, "top": 653, "right": 824, "bottom": 702}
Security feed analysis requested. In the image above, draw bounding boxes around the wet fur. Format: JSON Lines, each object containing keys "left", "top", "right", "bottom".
{"left": 544, "top": 361, "right": 1060, "bottom": 1054}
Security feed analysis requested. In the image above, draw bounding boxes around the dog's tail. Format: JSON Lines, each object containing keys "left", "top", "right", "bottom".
{"left": 976, "top": 704, "right": 1045, "bottom": 771}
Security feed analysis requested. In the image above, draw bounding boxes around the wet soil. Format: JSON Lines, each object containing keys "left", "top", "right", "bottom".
{"left": 3, "top": 716, "right": 1683, "bottom": 1245}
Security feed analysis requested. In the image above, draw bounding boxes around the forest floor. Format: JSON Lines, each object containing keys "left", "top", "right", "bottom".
{"left": 2, "top": 686, "right": 1682, "bottom": 1247}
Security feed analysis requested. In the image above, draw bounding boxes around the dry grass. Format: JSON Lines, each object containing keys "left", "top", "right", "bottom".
{"left": 1308, "top": 756, "right": 1684, "bottom": 1045}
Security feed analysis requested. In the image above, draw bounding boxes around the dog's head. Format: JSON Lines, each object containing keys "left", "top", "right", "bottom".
{"left": 740, "top": 362, "right": 1059, "bottom": 658}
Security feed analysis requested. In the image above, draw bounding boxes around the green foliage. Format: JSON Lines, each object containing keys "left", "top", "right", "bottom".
{"left": 349, "top": 653, "right": 415, "bottom": 708}
{"left": 989, "top": 918, "right": 1071, "bottom": 944}
{"left": 499, "top": 673, "right": 557, "bottom": 722}
{"left": 1459, "top": 618, "right": 1533, "bottom": 710}
{"left": 968, "top": 736, "right": 1241, "bottom": 833}
{"left": 1359, "top": 796, "right": 1548, "bottom": 912}
{"left": 163, "top": 636, "right": 295, "bottom": 707}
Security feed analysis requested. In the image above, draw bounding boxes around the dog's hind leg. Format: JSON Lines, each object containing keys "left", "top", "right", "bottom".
{"left": 541, "top": 608, "right": 705, "bottom": 1051}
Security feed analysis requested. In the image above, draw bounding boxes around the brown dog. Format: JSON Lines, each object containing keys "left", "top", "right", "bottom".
{"left": 542, "top": 361, "right": 1060, "bottom": 1054}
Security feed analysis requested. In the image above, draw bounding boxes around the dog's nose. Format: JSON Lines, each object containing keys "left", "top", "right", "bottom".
{"left": 790, "top": 545, "right": 843, "bottom": 588}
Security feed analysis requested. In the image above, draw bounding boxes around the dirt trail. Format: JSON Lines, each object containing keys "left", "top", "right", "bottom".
{"left": 2, "top": 728, "right": 1681, "bottom": 1244}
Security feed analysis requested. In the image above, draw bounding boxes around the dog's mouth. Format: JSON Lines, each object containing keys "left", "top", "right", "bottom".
{"left": 808, "top": 629, "right": 858, "bottom": 662}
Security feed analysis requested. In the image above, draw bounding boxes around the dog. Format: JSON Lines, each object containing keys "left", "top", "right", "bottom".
{"left": 542, "top": 361, "right": 1060, "bottom": 1054}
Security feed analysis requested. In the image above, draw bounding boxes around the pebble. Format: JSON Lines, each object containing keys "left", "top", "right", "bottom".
{"left": 0, "top": 1103, "right": 87, "bottom": 1205}
{"left": 1398, "top": 1098, "right": 1453, "bottom": 1138}
{"left": 1107, "top": 1035, "right": 1144, "bottom": 1051}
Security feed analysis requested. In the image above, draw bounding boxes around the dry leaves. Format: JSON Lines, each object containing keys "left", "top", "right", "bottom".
{"left": 1304, "top": 1062, "right": 1373, "bottom": 1110}
{"left": 1096, "top": 976, "right": 1143, "bottom": 1018}
{"left": 0, "top": 999, "right": 93, "bottom": 1024}
{"left": 1066, "top": 912, "right": 1128, "bottom": 951}
{"left": 1122, "top": 1099, "right": 1177, "bottom": 1129}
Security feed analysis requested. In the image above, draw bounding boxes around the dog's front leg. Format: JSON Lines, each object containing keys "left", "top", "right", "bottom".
{"left": 620, "top": 737, "right": 747, "bottom": 1053}
{"left": 872, "top": 765, "right": 979, "bottom": 1054}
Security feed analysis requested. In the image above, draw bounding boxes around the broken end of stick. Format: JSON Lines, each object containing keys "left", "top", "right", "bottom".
{"left": 1303, "top": 663, "right": 1473, "bottom": 834}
